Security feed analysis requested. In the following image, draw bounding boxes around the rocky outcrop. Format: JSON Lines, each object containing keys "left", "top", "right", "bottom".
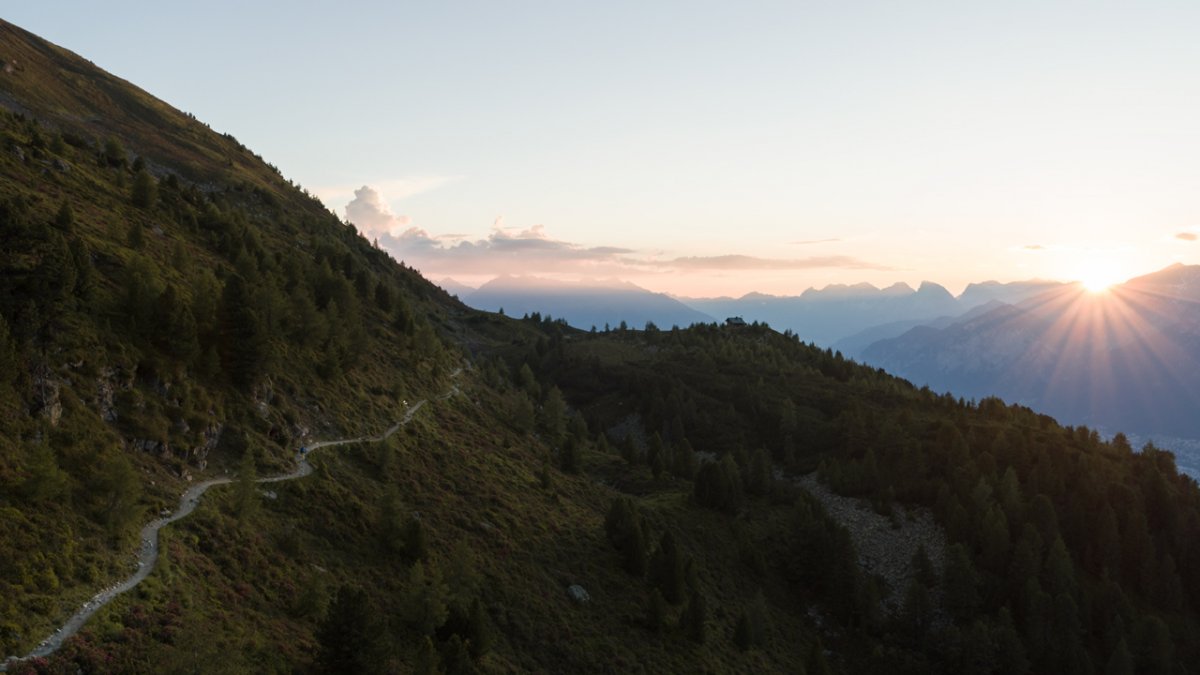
{"left": 566, "top": 584, "right": 590, "bottom": 604}
{"left": 189, "top": 422, "right": 223, "bottom": 471}
{"left": 95, "top": 367, "right": 130, "bottom": 423}
{"left": 31, "top": 364, "right": 62, "bottom": 427}
{"left": 796, "top": 473, "right": 947, "bottom": 613}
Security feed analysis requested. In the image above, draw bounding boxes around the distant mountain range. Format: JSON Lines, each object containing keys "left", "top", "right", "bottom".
{"left": 459, "top": 275, "right": 714, "bottom": 330}
{"left": 447, "top": 276, "right": 1070, "bottom": 346}
{"left": 861, "top": 264, "right": 1200, "bottom": 439}
{"left": 682, "top": 279, "right": 1065, "bottom": 347}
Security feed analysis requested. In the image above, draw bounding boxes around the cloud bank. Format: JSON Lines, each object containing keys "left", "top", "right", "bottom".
{"left": 348, "top": 184, "right": 892, "bottom": 281}
{"left": 1176, "top": 232, "right": 1197, "bottom": 242}
{"left": 381, "top": 219, "right": 638, "bottom": 276}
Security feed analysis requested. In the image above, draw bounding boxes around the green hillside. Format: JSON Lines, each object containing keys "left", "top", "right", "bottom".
{"left": 2, "top": 18, "right": 1198, "bottom": 674}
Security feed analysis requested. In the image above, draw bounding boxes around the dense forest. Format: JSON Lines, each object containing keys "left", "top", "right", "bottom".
{"left": 2, "top": 19, "right": 1198, "bottom": 674}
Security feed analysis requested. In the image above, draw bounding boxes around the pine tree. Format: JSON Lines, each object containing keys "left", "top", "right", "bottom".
{"left": 379, "top": 487, "right": 405, "bottom": 554}
{"left": 1104, "top": 639, "right": 1133, "bottom": 675}
{"left": 745, "top": 447, "right": 771, "bottom": 496}
{"left": 131, "top": 169, "right": 157, "bottom": 208}
{"left": 541, "top": 386, "right": 567, "bottom": 441}
{"left": 67, "top": 237, "right": 94, "bottom": 303}
{"left": 650, "top": 531, "right": 685, "bottom": 604}
{"left": 733, "top": 612, "right": 753, "bottom": 651}
{"left": 440, "top": 634, "right": 474, "bottom": 675}
{"left": 53, "top": 200, "right": 73, "bottom": 232}
{"left": 234, "top": 447, "right": 258, "bottom": 521}
{"left": 943, "top": 543, "right": 979, "bottom": 622}
{"left": 23, "top": 439, "right": 70, "bottom": 503}
{"left": 219, "top": 274, "right": 270, "bottom": 389}
{"left": 646, "top": 589, "right": 667, "bottom": 634}
{"left": 403, "top": 561, "right": 449, "bottom": 635}
{"left": 683, "top": 589, "right": 707, "bottom": 644}
{"left": 900, "top": 578, "right": 932, "bottom": 643}
{"left": 91, "top": 452, "right": 143, "bottom": 541}
{"left": 102, "top": 135, "right": 126, "bottom": 168}
{"left": 467, "top": 598, "right": 493, "bottom": 659}
{"left": 806, "top": 637, "right": 833, "bottom": 675}
{"left": 127, "top": 220, "right": 145, "bottom": 249}
{"left": 560, "top": 436, "right": 581, "bottom": 474}
{"left": 0, "top": 315, "right": 17, "bottom": 389}
{"left": 413, "top": 636, "right": 441, "bottom": 675}
{"left": 405, "top": 515, "right": 428, "bottom": 562}
{"left": 912, "top": 543, "right": 937, "bottom": 587}
{"left": 314, "top": 585, "right": 382, "bottom": 674}
{"left": 155, "top": 285, "right": 199, "bottom": 362}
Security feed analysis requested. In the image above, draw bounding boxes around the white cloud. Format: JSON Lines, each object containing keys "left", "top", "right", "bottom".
{"left": 344, "top": 185, "right": 415, "bottom": 238}
{"left": 314, "top": 176, "right": 459, "bottom": 211}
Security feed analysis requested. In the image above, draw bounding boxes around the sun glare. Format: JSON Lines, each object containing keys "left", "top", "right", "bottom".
{"left": 1075, "top": 265, "right": 1123, "bottom": 293}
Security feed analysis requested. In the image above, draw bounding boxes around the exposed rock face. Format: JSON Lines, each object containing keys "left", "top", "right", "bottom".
{"left": 96, "top": 367, "right": 127, "bottom": 422}
{"left": 253, "top": 377, "right": 273, "bottom": 419}
{"left": 190, "top": 423, "right": 223, "bottom": 471}
{"left": 32, "top": 364, "right": 62, "bottom": 427}
{"left": 796, "top": 473, "right": 947, "bottom": 613}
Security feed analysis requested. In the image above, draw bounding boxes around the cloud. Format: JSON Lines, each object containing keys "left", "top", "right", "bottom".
{"left": 344, "top": 185, "right": 412, "bottom": 238}
{"left": 1023, "top": 244, "right": 1046, "bottom": 250}
{"left": 380, "top": 223, "right": 891, "bottom": 278}
{"left": 314, "top": 176, "right": 458, "bottom": 207}
{"left": 1176, "top": 232, "right": 1198, "bottom": 241}
{"left": 380, "top": 222, "right": 638, "bottom": 276}
{"left": 790, "top": 238, "right": 841, "bottom": 245}
{"left": 651, "top": 254, "right": 894, "bottom": 271}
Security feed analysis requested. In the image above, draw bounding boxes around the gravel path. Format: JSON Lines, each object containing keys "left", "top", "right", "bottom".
{"left": 4, "top": 372, "right": 460, "bottom": 670}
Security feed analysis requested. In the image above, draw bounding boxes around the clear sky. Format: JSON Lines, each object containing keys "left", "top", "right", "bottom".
{"left": 9, "top": 1, "right": 1200, "bottom": 296}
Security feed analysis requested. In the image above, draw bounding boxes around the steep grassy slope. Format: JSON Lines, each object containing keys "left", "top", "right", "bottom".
{"left": 0, "top": 19, "right": 829, "bottom": 674}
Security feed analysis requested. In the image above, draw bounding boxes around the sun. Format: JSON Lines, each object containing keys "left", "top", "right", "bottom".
{"left": 1075, "top": 264, "right": 1123, "bottom": 293}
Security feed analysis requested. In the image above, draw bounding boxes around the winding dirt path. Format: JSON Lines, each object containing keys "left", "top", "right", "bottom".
{"left": 4, "top": 373, "right": 460, "bottom": 670}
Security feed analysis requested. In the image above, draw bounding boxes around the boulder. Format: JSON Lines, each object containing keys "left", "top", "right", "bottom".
{"left": 566, "top": 584, "right": 590, "bottom": 604}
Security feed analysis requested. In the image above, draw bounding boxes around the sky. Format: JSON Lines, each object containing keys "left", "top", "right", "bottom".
{"left": 9, "top": 1, "right": 1200, "bottom": 296}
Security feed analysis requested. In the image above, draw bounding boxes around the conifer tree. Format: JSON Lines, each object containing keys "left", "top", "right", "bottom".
{"left": 219, "top": 274, "right": 270, "bottom": 389}
{"left": 23, "top": 439, "right": 70, "bottom": 503}
{"left": 404, "top": 515, "right": 428, "bottom": 562}
{"left": 467, "top": 598, "right": 493, "bottom": 659}
{"left": 943, "top": 543, "right": 980, "bottom": 622}
{"left": 733, "top": 612, "right": 753, "bottom": 651}
{"left": 806, "top": 637, "right": 833, "bottom": 675}
{"left": 403, "top": 561, "right": 449, "bottom": 635}
{"left": 413, "top": 636, "right": 440, "bottom": 675}
{"left": 314, "top": 586, "right": 381, "bottom": 674}
{"left": 234, "top": 447, "right": 258, "bottom": 521}
{"left": 646, "top": 589, "right": 667, "bottom": 634}
{"left": 560, "top": 436, "right": 581, "bottom": 474}
{"left": 0, "top": 316, "right": 17, "bottom": 389}
{"left": 682, "top": 589, "right": 707, "bottom": 644}
{"left": 127, "top": 220, "right": 145, "bottom": 249}
{"left": 131, "top": 169, "right": 157, "bottom": 208}
{"left": 650, "top": 531, "right": 685, "bottom": 604}
{"left": 1104, "top": 639, "right": 1133, "bottom": 675}
{"left": 53, "top": 200, "right": 73, "bottom": 232}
